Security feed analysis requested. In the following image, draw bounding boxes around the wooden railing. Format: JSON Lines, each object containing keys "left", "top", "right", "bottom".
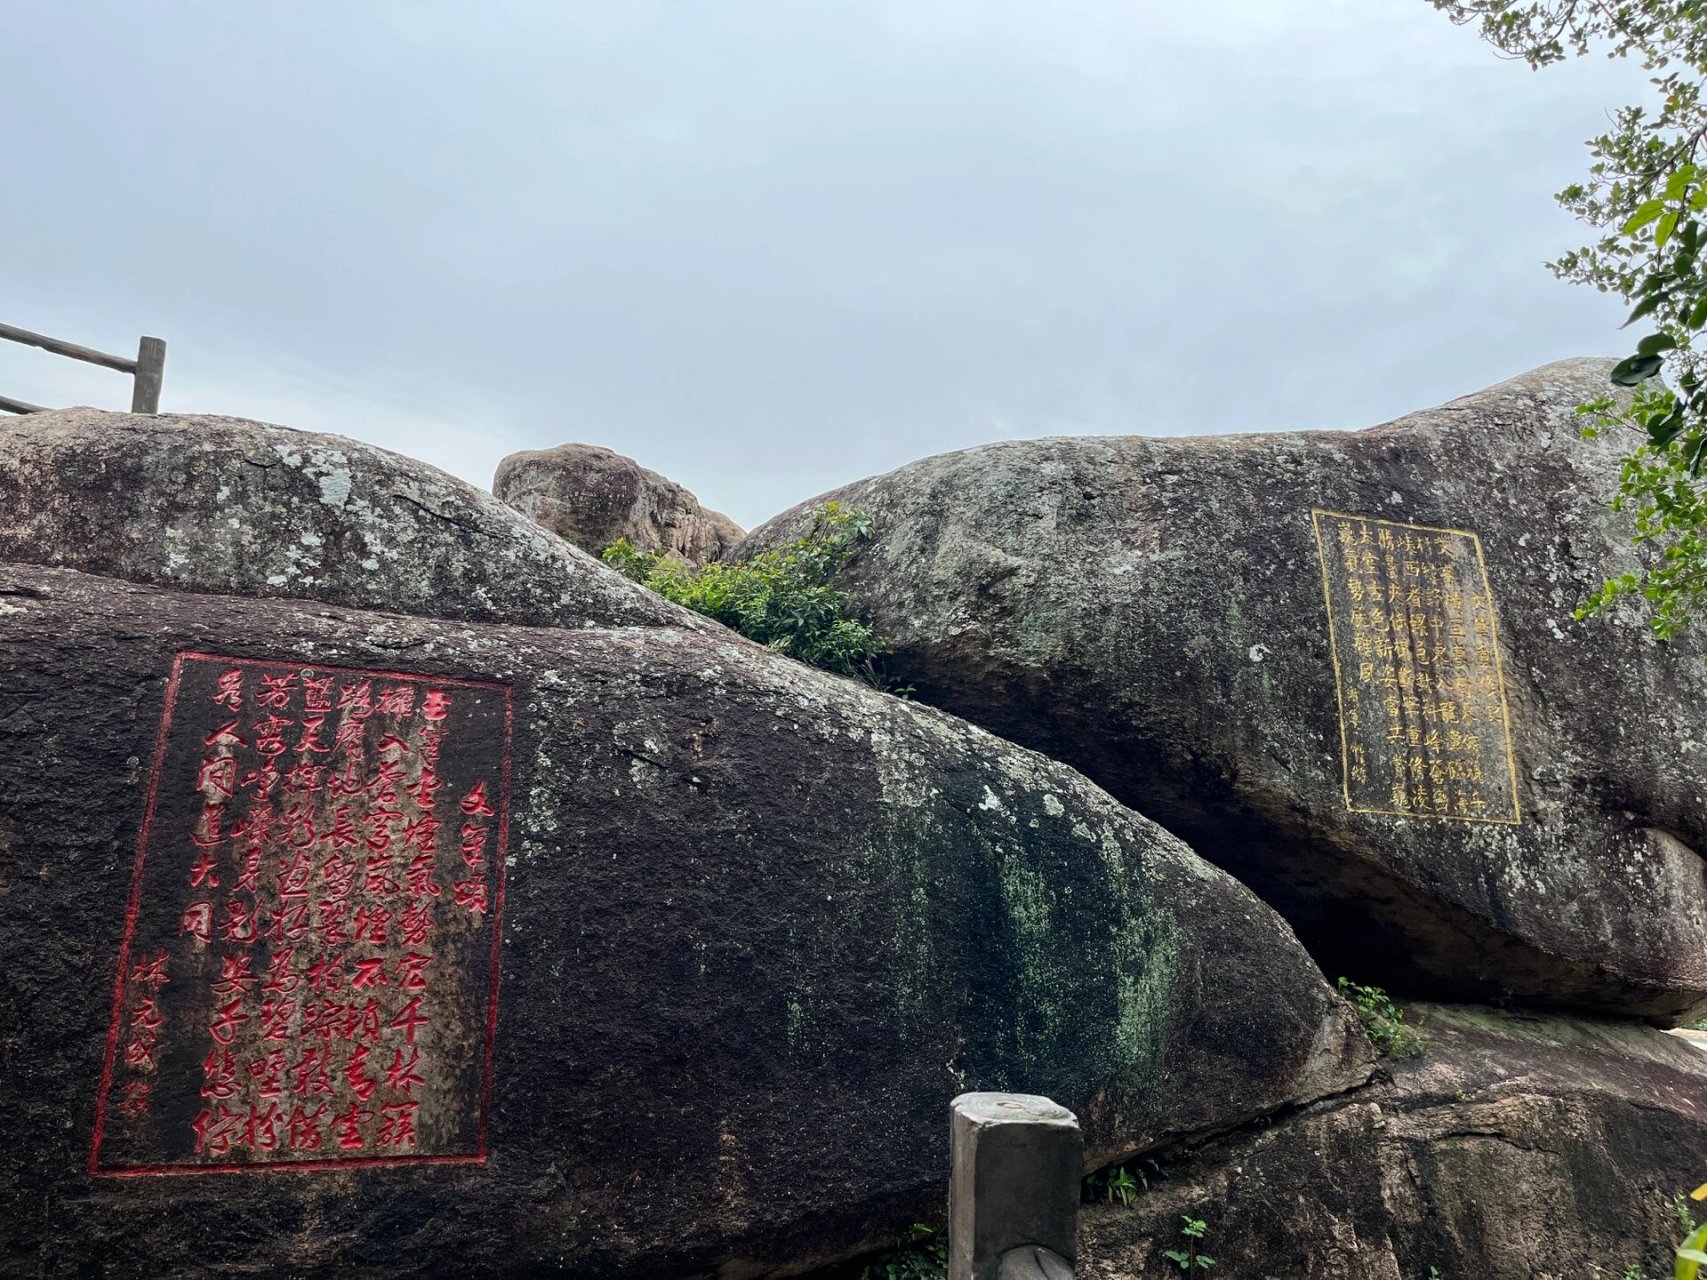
{"left": 0, "top": 322, "right": 166, "bottom": 415}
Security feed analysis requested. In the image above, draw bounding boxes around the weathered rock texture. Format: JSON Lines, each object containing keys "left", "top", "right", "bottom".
{"left": 0, "top": 408, "right": 690, "bottom": 631}
{"left": 739, "top": 359, "right": 1707, "bottom": 1023}
{"left": 0, "top": 554, "right": 1368, "bottom": 1274}
{"left": 494, "top": 442, "right": 743, "bottom": 564}
{"left": 1078, "top": 1004, "right": 1707, "bottom": 1280}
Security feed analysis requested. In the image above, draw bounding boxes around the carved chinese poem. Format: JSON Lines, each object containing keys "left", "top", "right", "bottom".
{"left": 91, "top": 653, "right": 512, "bottom": 1174}
{"left": 1311, "top": 511, "right": 1520, "bottom": 824}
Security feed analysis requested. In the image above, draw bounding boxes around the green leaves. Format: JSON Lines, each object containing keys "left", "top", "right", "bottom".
{"left": 1575, "top": 387, "right": 1707, "bottom": 640}
{"left": 857, "top": 1223, "right": 946, "bottom": 1280}
{"left": 1627, "top": 199, "right": 1669, "bottom": 234}
{"left": 1612, "top": 353, "right": 1666, "bottom": 384}
{"left": 1084, "top": 1157, "right": 1164, "bottom": 1209}
{"left": 1469, "top": 6, "right": 1707, "bottom": 649}
{"left": 1163, "top": 1217, "right": 1215, "bottom": 1271}
{"left": 1457, "top": 6, "right": 1707, "bottom": 651}
{"left": 1679, "top": 1217, "right": 1707, "bottom": 1279}
{"left": 1625, "top": 166, "right": 1699, "bottom": 245}
{"left": 601, "top": 504, "right": 908, "bottom": 692}
{"left": 1101, "top": 1166, "right": 1139, "bottom": 1207}
{"left": 1651, "top": 409, "right": 1687, "bottom": 449}
{"left": 1338, "top": 976, "right": 1427, "bottom": 1059}
{"left": 1625, "top": 291, "right": 1668, "bottom": 328}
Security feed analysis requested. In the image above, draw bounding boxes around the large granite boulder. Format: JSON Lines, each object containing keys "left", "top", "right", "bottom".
{"left": 738, "top": 359, "right": 1707, "bottom": 1023}
{"left": 495, "top": 442, "right": 744, "bottom": 564}
{"left": 0, "top": 408, "right": 689, "bottom": 631}
{"left": 0, "top": 465, "right": 1369, "bottom": 1272}
{"left": 1078, "top": 1004, "right": 1707, "bottom": 1280}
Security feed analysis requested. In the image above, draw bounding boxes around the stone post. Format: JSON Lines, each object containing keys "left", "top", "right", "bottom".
{"left": 948, "top": 1092, "right": 1082, "bottom": 1280}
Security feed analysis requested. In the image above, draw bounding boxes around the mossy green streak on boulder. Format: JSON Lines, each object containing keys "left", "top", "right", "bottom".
{"left": 844, "top": 746, "right": 1189, "bottom": 1140}
{"left": 0, "top": 413, "right": 1369, "bottom": 1277}
{"left": 738, "top": 359, "right": 1707, "bottom": 1024}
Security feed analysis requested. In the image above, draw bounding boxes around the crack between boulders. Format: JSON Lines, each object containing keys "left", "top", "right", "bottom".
{"left": 1089, "top": 1069, "right": 1386, "bottom": 1178}
{"left": 1619, "top": 1097, "right": 1707, "bottom": 1122}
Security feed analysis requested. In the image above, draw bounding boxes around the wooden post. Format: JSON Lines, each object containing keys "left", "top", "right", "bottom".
{"left": 131, "top": 336, "right": 165, "bottom": 414}
{"left": 949, "top": 1093, "right": 1081, "bottom": 1280}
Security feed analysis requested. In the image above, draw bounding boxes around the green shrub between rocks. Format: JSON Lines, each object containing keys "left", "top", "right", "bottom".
{"left": 1337, "top": 977, "right": 1426, "bottom": 1060}
{"left": 602, "top": 501, "right": 909, "bottom": 693}
{"left": 855, "top": 1223, "right": 946, "bottom": 1280}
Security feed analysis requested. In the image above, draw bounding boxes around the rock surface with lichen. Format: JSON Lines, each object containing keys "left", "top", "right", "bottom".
{"left": 0, "top": 412, "right": 1370, "bottom": 1277}
{"left": 494, "top": 441, "right": 743, "bottom": 565}
{"left": 1078, "top": 1004, "right": 1707, "bottom": 1280}
{"left": 737, "top": 359, "right": 1707, "bottom": 1023}
{"left": 0, "top": 408, "right": 691, "bottom": 632}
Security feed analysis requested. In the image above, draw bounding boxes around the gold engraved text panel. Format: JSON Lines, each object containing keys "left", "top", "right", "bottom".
{"left": 1311, "top": 509, "right": 1520, "bottom": 824}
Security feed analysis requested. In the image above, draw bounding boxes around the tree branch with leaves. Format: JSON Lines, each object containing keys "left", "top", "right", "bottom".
{"left": 1432, "top": 0, "right": 1707, "bottom": 641}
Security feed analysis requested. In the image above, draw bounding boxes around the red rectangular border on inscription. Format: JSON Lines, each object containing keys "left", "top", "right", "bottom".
{"left": 89, "top": 652, "right": 513, "bottom": 1177}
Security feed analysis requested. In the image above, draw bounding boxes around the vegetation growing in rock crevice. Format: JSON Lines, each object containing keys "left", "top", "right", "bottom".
{"left": 1678, "top": 1185, "right": 1707, "bottom": 1279}
{"left": 602, "top": 501, "right": 910, "bottom": 692}
{"left": 1162, "top": 1215, "right": 1215, "bottom": 1272}
{"left": 1337, "top": 977, "right": 1427, "bottom": 1060}
{"left": 1085, "top": 1156, "right": 1165, "bottom": 1207}
{"left": 854, "top": 1223, "right": 946, "bottom": 1280}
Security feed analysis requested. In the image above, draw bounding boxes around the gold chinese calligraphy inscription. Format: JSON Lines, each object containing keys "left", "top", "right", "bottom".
{"left": 1311, "top": 510, "right": 1520, "bottom": 824}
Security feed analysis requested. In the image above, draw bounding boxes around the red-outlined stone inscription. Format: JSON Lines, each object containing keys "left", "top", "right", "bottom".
{"left": 90, "top": 653, "right": 512, "bottom": 1176}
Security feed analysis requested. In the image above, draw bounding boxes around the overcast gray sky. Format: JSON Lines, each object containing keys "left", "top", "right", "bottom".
{"left": 2, "top": 1, "right": 1651, "bottom": 528}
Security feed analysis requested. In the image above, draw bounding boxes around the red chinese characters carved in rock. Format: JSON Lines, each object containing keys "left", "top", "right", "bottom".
{"left": 91, "top": 653, "right": 512, "bottom": 1175}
